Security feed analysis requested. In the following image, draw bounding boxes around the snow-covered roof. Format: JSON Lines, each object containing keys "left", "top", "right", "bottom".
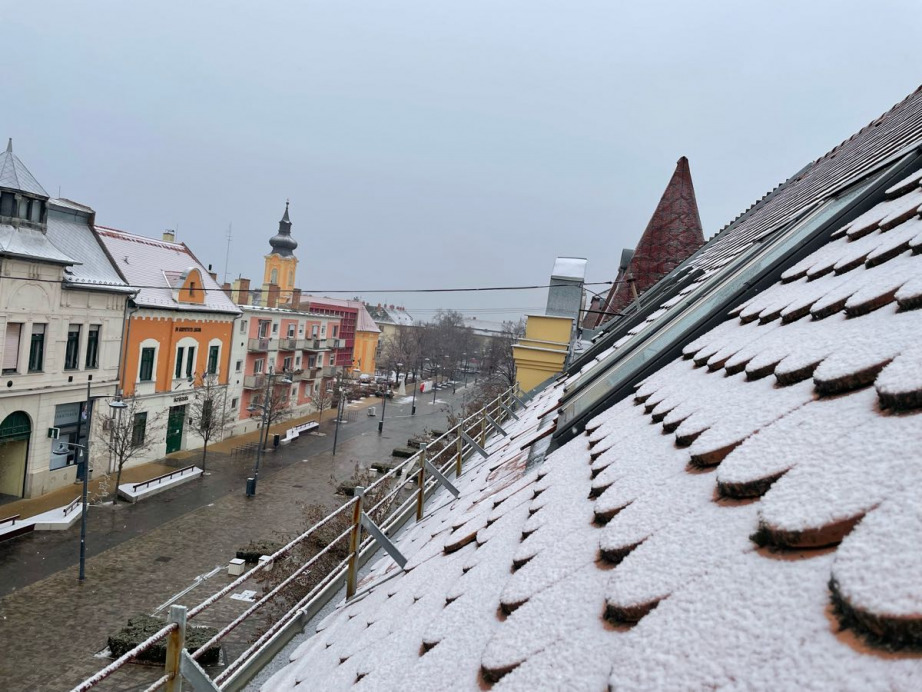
{"left": 0, "top": 223, "right": 75, "bottom": 264}
{"left": 46, "top": 200, "right": 132, "bottom": 291}
{"left": 550, "top": 256, "right": 587, "bottom": 281}
{"left": 356, "top": 304, "right": 381, "bottom": 333}
{"left": 95, "top": 226, "right": 240, "bottom": 314}
{"left": 261, "top": 126, "right": 922, "bottom": 691}
{"left": 0, "top": 139, "right": 48, "bottom": 197}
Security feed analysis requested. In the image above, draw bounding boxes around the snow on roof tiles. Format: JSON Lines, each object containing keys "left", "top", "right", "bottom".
{"left": 95, "top": 226, "right": 240, "bottom": 313}
{"left": 46, "top": 200, "right": 131, "bottom": 291}
{"left": 262, "top": 166, "right": 922, "bottom": 690}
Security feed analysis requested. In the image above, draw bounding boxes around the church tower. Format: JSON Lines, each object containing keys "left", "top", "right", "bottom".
{"left": 263, "top": 201, "right": 298, "bottom": 304}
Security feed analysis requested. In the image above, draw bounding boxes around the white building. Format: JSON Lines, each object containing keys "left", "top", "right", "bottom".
{"left": 0, "top": 141, "right": 132, "bottom": 499}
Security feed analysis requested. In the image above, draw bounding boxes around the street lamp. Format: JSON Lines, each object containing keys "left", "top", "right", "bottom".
{"left": 246, "top": 366, "right": 292, "bottom": 496}
{"left": 332, "top": 384, "right": 345, "bottom": 455}
{"left": 411, "top": 359, "right": 419, "bottom": 415}
{"left": 378, "top": 378, "right": 389, "bottom": 434}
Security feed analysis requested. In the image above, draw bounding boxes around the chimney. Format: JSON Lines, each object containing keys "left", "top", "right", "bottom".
{"left": 207, "top": 263, "right": 218, "bottom": 282}
{"left": 162, "top": 229, "right": 175, "bottom": 243}
{"left": 221, "top": 282, "right": 233, "bottom": 299}
{"left": 290, "top": 287, "right": 302, "bottom": 308}
{"left": 267, "top": 283, "right": 280, "bottom": 309}
{"left": 232, "top": 277, "right": 251, "bottom": 306}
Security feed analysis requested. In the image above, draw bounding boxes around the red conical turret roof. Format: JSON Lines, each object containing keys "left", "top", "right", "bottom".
{"left": 592, "top": 156, "right": 704, "bottom": 326}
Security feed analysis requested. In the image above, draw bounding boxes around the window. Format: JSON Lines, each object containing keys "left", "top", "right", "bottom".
{"left": 270, "top": 268, "right": 278, "bottom": 284}
{"left": 131, "top": 412, "right": 148, "bottom": 447}
{"left": 235, "top": 360, "right": 243, "bottom": 372}
{"left": 308, "top": 355, "right": 316, "bottom": 368}
{"left": 239, "top": 320, "right": 247, "bottom": 334}
{"left": 311, "top": 325, "right": 318, "bottom": 337}
{"left": 295, "top": 356, "right": 301, "bottom": 366}
{"left": 287, "top": 324, "right": 295, "bottom": 338}
{"left": 175, "top": 346, "right": 185, "bottom": 378}
{"left": 231, "top": 397, "right": 239, "bottom": 409}
{"left": 185, "top": 346, "right": 196, "bottom": 378}
{"left": 283, "top": 356, "right": 292, "bottom": 371}
{"left": 3, "top": 323, "right": 22, "bottom": 373}
{"left": 207, "top": 345, "right": 219, "bottom": 374}
{"left": 254, "top": 359, "right": 264, "bottom": 374}
{"left": 50, "top": 402, "right": 84, "bottom": 469}
{"left": 332, "top": 325, "right": 339, "bottom": 338}
{"left": 0, "top": 191, "right": 14, "bottom": 217}
{"left": 258, "top": 321, "right": 270, "bottom": 338}
{"left": 272, "top": 323, "right": 278, "bottom": 334}
{"left": 320, "top": 325, "right": 326, "bottom": 337}
{"left": 85, "top": 325, "right": 100, "bottom": 369}
{"left": 28, "top": 324, "right": 45, "bottom": 372}
{"left": 139, "top": 347, "right": 155, "bottom": 381}
{"left": 64, "top": 325, "right": 81, "bottom": 370}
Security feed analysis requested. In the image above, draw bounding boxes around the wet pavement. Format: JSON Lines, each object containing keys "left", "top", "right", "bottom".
{"left": 0, "top": 387, "right": 467, "bottom": 691}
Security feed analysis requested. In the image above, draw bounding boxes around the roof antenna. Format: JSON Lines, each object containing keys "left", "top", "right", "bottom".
{"left": 223, "top": 222, "right": 232, "bottom": 284}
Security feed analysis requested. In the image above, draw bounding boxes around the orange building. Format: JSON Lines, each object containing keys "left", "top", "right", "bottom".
{"left": 96, "top": 227, "right": 241, "bottom": 460}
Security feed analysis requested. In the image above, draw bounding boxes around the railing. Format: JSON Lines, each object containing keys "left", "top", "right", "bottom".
{"left": 320, "top": 365, "right": 335, "bottom": 378}
{"left": 0, "top": 514, "right": 20, "bottom": 528}
{"left": 297, "top": 338, "right": 323, "bottom": 351}
{"left": 247, "top": 338, "right": 272, "bottom": 352}
{"left": 132, "top": 465, "right": 199, "bottom": 493}
{"left": 62, "top": 496, "right": 82, "bottom": 517}
{"left": 70, "top": 387, "right": 520, "bottom": 692}
{"left": 242, "top": 374, "right": 266, "bottom": 389}
{"left": 277, "top": 338, "right": 298, "bottom": 351}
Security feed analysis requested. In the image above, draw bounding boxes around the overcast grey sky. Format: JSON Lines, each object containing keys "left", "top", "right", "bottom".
{"left": 4, "top": 1, "right": 920, "bottom": 321}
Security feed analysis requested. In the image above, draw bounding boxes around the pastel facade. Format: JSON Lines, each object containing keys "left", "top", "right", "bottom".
{"left": 511, "top": 314, "right": 572, "bottom": 392}
{"left": 225, "top": 305, "right": 343, "bottom": 436}
{"left": 0, "top": 142, "right": 132, "bottom": 498}
{"left": 96, "top": 227, "right": 240, "bottom": 462}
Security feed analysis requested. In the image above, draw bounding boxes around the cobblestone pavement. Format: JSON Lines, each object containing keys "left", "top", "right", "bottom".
{"left": 0, "top": 387, "right": 468, "bottom": 691}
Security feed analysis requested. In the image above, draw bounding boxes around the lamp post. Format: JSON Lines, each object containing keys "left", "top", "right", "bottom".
{"left": 246, "top": 366, "right": 292, "bottom": 496}
{"left": 411, "top": 359, "right": 419, "bottom": 415}
{"left": 332, "top": 385, "right": 345, "bottom": 454}
{"left": 378, "top": 378, "right": 389, "bottom": 434}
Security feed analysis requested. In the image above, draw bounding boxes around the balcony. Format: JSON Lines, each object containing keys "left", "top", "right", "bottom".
{"left": 278, "top": 338, "right": 298, "bottom": 351}
{"left": 297, "top": 338, "right": 325, "bottom": 351}
{"left": 320, "top": 365, "right": 336, "bottom": 378}
{"left": 248, "top": 338, "right": 272, "bottom": 352}
{"left": 243, "top": 374, "right": 266, "bottom": 389}
{"left": 322, "top": 338, "right": 346, "bottom": 349}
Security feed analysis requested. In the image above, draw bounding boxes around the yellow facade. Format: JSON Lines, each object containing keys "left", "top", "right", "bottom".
{"left": 263, "top": 254, "right": 298, "bottom": 304}
{"left": 353, "top": 330, "right": 379, "bottom": 375}
{"left": 512, "top": 315, "right": 572, "bottom": 393}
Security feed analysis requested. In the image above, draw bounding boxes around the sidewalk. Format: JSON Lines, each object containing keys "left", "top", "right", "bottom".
{"left": 0, "top": 385, "right": 463, "bottom": 691}
{"left": 1, "top": 396, "right": 383, "bottom": 522}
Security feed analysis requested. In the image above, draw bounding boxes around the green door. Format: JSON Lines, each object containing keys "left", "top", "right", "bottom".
{"left": 166, "top": 405, "right": 186, "bottom": 454}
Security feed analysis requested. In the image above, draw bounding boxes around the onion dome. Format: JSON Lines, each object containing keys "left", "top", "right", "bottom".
{"left": 269, "top": 201, "right": 298, "bottom": 257}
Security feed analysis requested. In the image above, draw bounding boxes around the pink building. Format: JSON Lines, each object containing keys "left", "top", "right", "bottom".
{"left": 226, "top": 305, "right": 344, "bottom": 434}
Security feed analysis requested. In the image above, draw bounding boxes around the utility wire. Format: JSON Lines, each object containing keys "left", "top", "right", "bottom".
{"left": 15, "top": 276, "right": 618, "bottom": 294}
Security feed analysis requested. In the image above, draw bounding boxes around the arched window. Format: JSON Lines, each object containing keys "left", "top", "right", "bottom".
{"left": 287, "top": 270, "right": 293, "bottom": 286}
{"left": 270, "top": 268, "right": 278, "bottom": 284}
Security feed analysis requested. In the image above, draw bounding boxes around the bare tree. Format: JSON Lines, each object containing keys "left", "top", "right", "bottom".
{"left": 486, "top": 319, "right": 524, "bottom": 386}
{"left": 250, "top": 381, "right": 292, "bottom": 450}
{"left": 187, "top": 373, "right": 233, "bottom": 471}
{"left": 379, "top": 327, "right": 420, "bottom": 385}
{"left": 312, "top": 380, "right": 333, "bottom": 421}
{"left": 95, "top": 397, "right": 162, "bottom": 503}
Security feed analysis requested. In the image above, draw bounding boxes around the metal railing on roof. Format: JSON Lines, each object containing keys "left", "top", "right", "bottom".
{"left": 69, "top": 387, "right": 520, "bottom": 692}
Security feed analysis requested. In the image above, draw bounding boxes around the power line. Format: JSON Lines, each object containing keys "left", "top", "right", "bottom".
{"left": 15, "top": 275, "right": 617, "bottom": 294}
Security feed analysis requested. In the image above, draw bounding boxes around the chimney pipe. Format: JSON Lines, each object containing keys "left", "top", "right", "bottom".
{"left": 162, "top": 229, "right": 175, "bottom": 243}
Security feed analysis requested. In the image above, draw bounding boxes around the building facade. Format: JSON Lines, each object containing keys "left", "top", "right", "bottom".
{"left": 225, "top": 305, "right": 343, "bottom": 436}
{"left": 96, "top": 227, "right": 241, "bottom": 463}
{"left": 0, "top": 142, "right": 132, "bottom": 498}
